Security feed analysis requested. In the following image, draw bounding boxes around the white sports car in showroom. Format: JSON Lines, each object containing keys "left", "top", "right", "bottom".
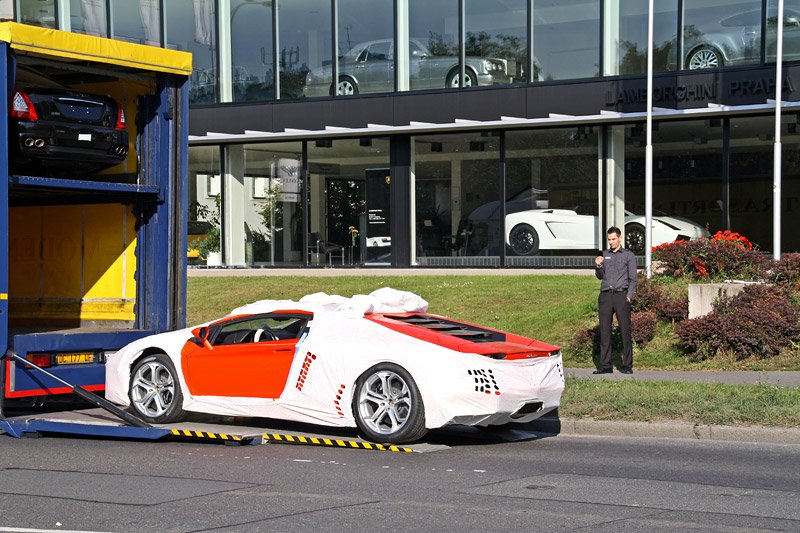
{"left": 505, "top": 208, "right": 709, "bottom": 256}
{"left": 106, "top": 288, "right": 564, "bottom": 444}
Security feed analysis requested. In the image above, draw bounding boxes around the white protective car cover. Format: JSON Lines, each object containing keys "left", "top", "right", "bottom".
{"left": 105, "top": 288, "right": 564, "bottom": 430}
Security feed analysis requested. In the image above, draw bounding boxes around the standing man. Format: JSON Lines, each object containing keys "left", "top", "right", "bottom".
{"left": 594, "top": 226, "right": 637, "bottom": 374}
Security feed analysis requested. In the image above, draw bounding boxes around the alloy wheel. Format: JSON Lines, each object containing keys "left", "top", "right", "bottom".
{"left": 130, "top": 360, "right": 177, "bottom": 418}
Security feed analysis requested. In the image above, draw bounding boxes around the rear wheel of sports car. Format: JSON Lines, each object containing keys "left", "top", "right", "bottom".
{"left": 128, "top": 354, "right": 185, "bottom": 424}
{"left": 509, "top": 223, "right": 540, "bottom": 256}
{"left": 625, "top": 223, "right": 646, "bottom": 255}
{"left": 353, "top": 363, "right": 426, "bottom": 444}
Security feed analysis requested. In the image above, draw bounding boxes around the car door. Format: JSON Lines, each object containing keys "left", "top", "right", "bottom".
{"left": 541, "top": 209, "right": 597, "bottom": 249}
{"left": 357, "top": 41, "right": 393, "bottom": 93}
{"left": 409, "top": 39, "right": 433, "bottom": 88}
{"left": 181, "top": 313, "right": 310, "bottom": 399}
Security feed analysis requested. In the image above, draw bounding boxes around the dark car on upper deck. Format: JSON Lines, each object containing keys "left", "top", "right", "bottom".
{"left": 9, "top": 66, "right": 129, "bottom": 177}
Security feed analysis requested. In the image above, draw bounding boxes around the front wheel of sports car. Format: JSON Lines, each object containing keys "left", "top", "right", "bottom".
{"left": 128, "top": 353, "right": 185, "bottom": 424}
{"left": 509, "top": 223, "right": 540, "bottom": 256}
{"left": 353, "top": 363, "right": 426, "bottom": 444}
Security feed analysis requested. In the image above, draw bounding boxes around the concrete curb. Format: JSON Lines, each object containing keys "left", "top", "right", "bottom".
{"left": 528, "top": 417, "right": 800, "bottom": 445}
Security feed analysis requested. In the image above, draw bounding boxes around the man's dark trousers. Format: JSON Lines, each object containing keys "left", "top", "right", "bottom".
{"left": 598, "top": 290, "right": 633, "bottom": 371}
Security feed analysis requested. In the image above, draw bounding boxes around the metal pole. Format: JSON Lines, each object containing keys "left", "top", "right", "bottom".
{"left": 645, "top": 0, "right": 654, "bottom": 277}
{"left": 774, "top": 0, "right": 784, "bottom": 260}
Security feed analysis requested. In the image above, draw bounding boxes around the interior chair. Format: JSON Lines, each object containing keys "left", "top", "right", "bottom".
{"left": 308, "top": 232, "right": 345, "bottom": 265}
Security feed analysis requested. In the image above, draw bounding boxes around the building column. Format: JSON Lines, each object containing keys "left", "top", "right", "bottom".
{"left": 396, "top": 0, "right": 409, "bottom": 91}
{"left": 390, "top": 136, "right": 411, "bottom": 266}
{"left": 223, "top": 144, "right": 246, "bottom": 266}
{"left": 603, "top": 0, "right": 621, "bottom": 76}
{"left": 605, "top": 125, "right": 627, "bottom": 239}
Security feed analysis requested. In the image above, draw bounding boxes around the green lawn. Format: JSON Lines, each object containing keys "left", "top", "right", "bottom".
{"left": 562, "top": 377, "right": 800, "bottom": 427}
{"left": 188, "top": 274, "right": 800, "bottom": 371}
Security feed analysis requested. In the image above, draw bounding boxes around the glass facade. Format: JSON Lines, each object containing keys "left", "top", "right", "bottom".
{"left": 408, "top": 0, "right": 460, "bottom": 90}
{"left": 230, "top": 0, "right": 274, "bottom": 102}
{"left": 606, "top": 0, "right": 678, "bottom": 75}
{"left": 624, "top": 120, "right": 722, "bottom": 255}
{"left": 414, "top": 132, "right": 502, "bottom": 266}
{"left": 236, "top": 143, "right": 304, "bottom": 266}
{"left": 466, "top": 0, "right": 527, "bottom": 83}
{"left": 167, "top": 0, "right": 218, "bottom": 104}
{"left": 534, "top": 0, "right": 601, "bottom": 81}
{"left": 505, "top": 128, "right": 600, "bottom": 263}
{"left": 280, "top": 0, "right": 332, "bottom": 99}
{"left": 19, "top": 0, "right": 56, "bottom": 27}
{"left": 308, "top": 138, "right": 391, "bottom": 266}
{"left": 188, "top": 146, "right": 222, "bottom": 265}
{"left": 767, "top": 0, "right": 800, "bottom": 62}
{"left": 336, "top": 0, "right": 395, "bottom": 95}
{"left": 111, "top": 0, "right": 161, "bottom": 46}
{"left": 682, "top": 0, "right": 761, "bottom": 70}
{"left": 70, "top": 0, "right": 106, "bottom": 36}
{"left": 185, "top": 117, "right": 800, "bottom": 267}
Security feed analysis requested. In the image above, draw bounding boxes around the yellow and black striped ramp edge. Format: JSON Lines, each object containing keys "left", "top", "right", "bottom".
{"left": 263, "top": 433, "right": 414, "bottom": 453}
{"left": 170, "top": 428, "right": 245, "bottom": 443}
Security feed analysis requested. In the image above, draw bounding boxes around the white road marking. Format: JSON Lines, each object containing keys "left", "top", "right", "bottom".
{"left": 0, "top": 528, "right": 116, "bottom": 533}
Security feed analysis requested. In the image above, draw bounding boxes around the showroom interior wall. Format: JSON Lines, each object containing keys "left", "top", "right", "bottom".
{"left": 11, "top": 0, "right": 800, "bottom": 268}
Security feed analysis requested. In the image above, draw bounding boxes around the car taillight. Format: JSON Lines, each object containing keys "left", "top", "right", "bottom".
{"left": 115, "top": 103, "right": 126, "bottom": 130}
{"left": 11, "top": 90, "right": 38, "bottom": 121}
{"left": 25, "top": 353, "right": 51, "bottom": 368}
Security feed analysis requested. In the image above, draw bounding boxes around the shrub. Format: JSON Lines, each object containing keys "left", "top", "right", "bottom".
{"left": 567, "top": 327, "right": 598, "bottom": 363}
{"left": 766, "top": 252, "right": 800, "bottom": 289}
{"left": 631, "top": 275, "right": 688, "bottom": 323}
{"left": 674, "top": 314, "right": 721, "bottom": 360}
{"left": 676, "top": 284, "right": 800, "bottom": 359}
{"left": 631, "top": 275, "right": 663, "bottom": 313}
{"left": 655, "top": 293, "right": 688, "bottom": 323}
{"left": 631, "top": 311, "right": 657, "bottom": 346}
{"left": 652, "top": 232, "right": 766, "bottom": 280}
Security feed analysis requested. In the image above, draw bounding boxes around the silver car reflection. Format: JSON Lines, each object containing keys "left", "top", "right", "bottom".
{"left": 685, "top": 9, "right": 800, "bottom": 69}
{"left": 303, "top": 38, "right": 512, "bottom": 97}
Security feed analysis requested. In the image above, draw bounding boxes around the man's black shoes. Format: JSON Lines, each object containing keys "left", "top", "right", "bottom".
{"left": 592, "top": 369, "right": 612, "bottom": 374}
{"left": 619, "top": 368, "right": 633, "bottom": 374}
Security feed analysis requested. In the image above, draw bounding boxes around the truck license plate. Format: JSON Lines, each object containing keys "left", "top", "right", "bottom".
{"left": 56, "top": 352, "right": 94, "bottom": 364}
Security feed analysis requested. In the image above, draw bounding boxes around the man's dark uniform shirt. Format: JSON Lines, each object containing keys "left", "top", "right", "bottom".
{"left": 595, "top": 247, "right": 637, "bottom": 299}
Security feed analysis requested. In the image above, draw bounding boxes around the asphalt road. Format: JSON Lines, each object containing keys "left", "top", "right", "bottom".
{"left": 1, "top": 431, "right": 798, "bottom": 532}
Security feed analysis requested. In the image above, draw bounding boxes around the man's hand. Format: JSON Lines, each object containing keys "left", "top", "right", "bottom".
{"left": 595, "top": 255, "right": 604, "bottom": 267}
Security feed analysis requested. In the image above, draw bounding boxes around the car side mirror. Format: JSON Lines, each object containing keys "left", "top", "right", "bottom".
{"left": 192, "top": 326, "right": 213, "bottom": 350}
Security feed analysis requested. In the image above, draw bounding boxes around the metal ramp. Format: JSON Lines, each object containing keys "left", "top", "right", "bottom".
{"left": 0, "top": 407, "right": 422, "bottom": 452}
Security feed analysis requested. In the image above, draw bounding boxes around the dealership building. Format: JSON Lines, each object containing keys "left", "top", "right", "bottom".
{"left": 8, "top": 0, "right": 800, "bottom": 268}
